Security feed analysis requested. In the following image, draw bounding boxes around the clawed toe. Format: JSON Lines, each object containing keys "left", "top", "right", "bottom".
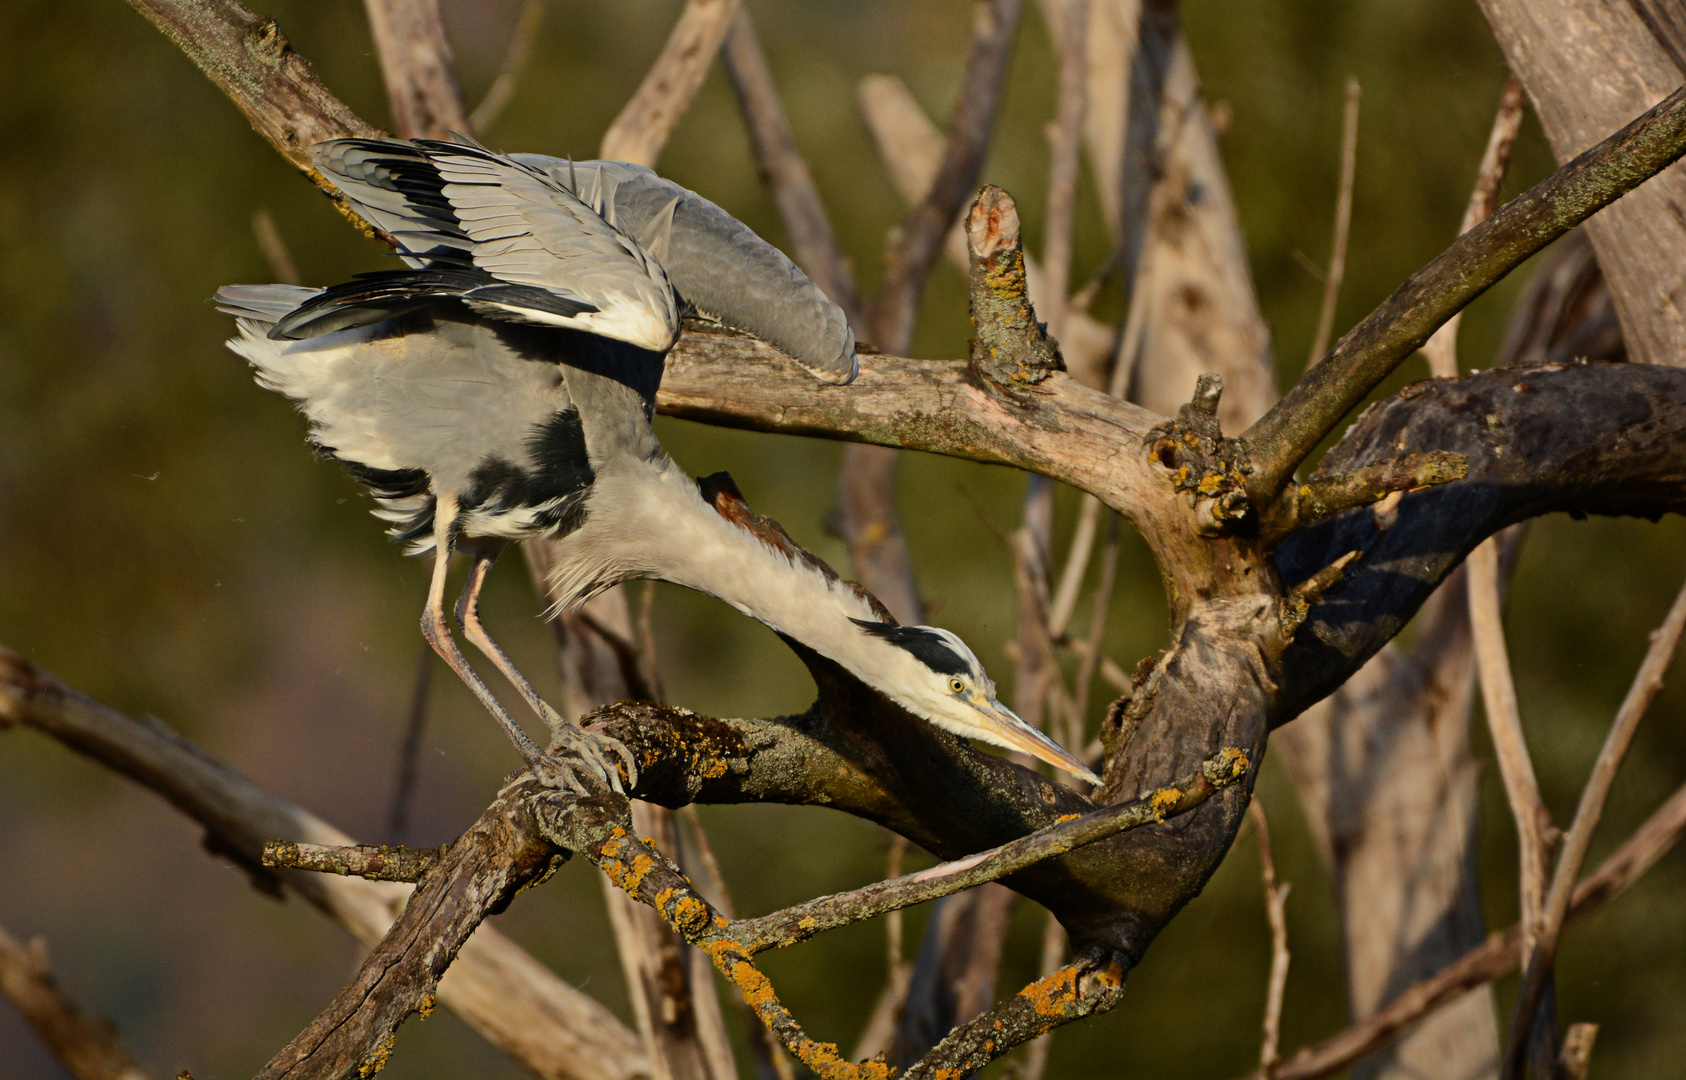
{"left": 542, "top": 726, "right": 634, "bottom": 794}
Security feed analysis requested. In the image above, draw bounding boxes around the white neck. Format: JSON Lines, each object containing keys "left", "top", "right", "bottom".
{"left": 554, "top": 462, "right": 893, "bottom": 677}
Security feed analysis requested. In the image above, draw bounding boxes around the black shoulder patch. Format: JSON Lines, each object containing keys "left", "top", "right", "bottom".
{"left": 850, "top": 619, "right": 969, "bottom": 676}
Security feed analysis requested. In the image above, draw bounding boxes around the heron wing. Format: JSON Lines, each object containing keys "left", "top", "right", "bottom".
{"left": 515, "top": 156, "right": 858, "bottom": 385}
{"left": 312, "top": 138, "right": 679, "bottom": 353}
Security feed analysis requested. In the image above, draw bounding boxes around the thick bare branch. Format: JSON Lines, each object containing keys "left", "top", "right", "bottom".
{"left": 1245, "top": 82, "right": 1686, "bottom": 505}
{"left": 256, "top": 779, "right": 563, "bottom": 1080}
{"left": 0, "top": 924, "right": 152, "bottom": 1080}
{"left": 1479, "top": 0, "right": 1686, "bottom": 368}
{"left": 599, "top": 0, "right": 745, "bottom": 167}
{"left": 362, "top": 0, "right": 468, "bottom": 138}
{"left": 0, "top": 647, "right": 647, "bottom": 1080}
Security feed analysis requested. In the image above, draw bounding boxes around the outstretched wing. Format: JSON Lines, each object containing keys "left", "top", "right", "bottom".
{"left": 514, "top": 156, "right": 858, "bottom": 385}
{"left": 312, "top": 137, "right": 680, "bottom": 353}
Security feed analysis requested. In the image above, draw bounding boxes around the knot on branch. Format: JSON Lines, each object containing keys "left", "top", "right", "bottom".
{"left": 966, "top": 186, "right": 1063, "bottom": 392}
{"left": 1148, "top": 374, "right": 1254, "bottom": 535}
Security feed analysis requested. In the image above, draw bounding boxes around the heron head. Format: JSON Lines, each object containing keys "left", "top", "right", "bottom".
{"left": 849, "top": 619, "right": 1100, "bottom": 785}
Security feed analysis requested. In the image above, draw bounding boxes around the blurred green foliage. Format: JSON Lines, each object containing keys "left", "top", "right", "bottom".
{"left": 0, "top": 0, "right": 1682, "bottom": 1077}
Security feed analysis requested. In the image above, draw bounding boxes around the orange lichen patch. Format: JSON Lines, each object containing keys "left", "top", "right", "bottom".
{"left": 1054, "top": 813, "right": 1081, "bottom": 824}
{"left": 792, "top": 1038, "right": 896, "bottom": 1080}
{"left": 621, "top": 853, "right": 657, "bottom": 893}
{"left": 798, "top": 915, "right": 818, "bottom": 929}
{"left": 700, "top": 756, "right": 729, "bottom": 779}
{"left": 1019, "top": 965, "right": 1081, "bottom": 1018}
{"left": 357, "top": 1032, "right": 397, "bottom": 1078}
{"left": 1150, "top": 787, "right": 1183, "bottom": 820}
{"left": 417, "top": 991, "right": 436, "bottom": 1019}
{"left": 671, "top": 895, "right": 710, "bottom": 936}
{"left": 1208, "top": 746, "right": 1250, "bottom": 783}
{"left": 1090, "top": 959, "right": 1125, "bottom": 991}
{"left": 598, "top": 837, "right": 624, "bottom": 859}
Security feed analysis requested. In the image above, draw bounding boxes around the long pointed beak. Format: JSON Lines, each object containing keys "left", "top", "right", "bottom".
{"left": 970, "top": 696, "right": 1101, "bottom": 786}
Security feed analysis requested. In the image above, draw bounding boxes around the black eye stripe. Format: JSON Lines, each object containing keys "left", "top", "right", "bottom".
{"left": 851, "top": 619, "right": 971, "bottom": 677}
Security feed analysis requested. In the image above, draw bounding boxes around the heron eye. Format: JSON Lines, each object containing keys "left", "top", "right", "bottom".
{"left": 948, "top": 677, "right": 965, "bottom": 694}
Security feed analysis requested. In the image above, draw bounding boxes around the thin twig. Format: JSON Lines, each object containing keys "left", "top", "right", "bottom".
{"left": 1307, "top": 77, "right": 1360, "bottom": 367}
{"left": 727, "top": 748, "right": 1249, "bottom": 955}
{"left": 0, "top": 923, "right": 153, "bottom": 1080}
{"left": 678, "top": 807, "right": 793, "bottom": 1080}
{"left": 1500, "top": 572, "right": 1686, "bottom": 1080}
{"left": 599, "top": 0, "right": 746, "bottom": 167}
{"left": 263, "top": 839, "right": 447, "bottom": 882}
{"left": 1249, "top": 800, "right": 1292, "bottom": 1074}
{"left": 1468, "top": 538, "right": 1555, "bottom": 959}
{"left": 468, "top": 0, "right": 543, "bottom": 132}
{"left": 1252, "top": 774, "right": 1686, "bottom": 1080}
{"left": 251, "top": 207, "right": 300, "bottom": 285}
{"left": 1048, "top": 494, "right": 1103, "bottom": 636}
{"left": 1420, "top": 76, "right": 1526, "bottom": 379}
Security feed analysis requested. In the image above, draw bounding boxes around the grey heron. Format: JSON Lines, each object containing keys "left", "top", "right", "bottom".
{"left": 217, "top": 136, "right": 1098, "bottom": 791}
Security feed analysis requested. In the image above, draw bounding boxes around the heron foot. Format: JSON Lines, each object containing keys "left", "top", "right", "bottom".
{"left": 539, "top": 723, "right": 637, "bottom": 795}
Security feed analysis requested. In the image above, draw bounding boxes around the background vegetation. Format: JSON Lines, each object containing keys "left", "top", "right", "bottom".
{"left": 1, "top": 0, "right": 1681, "bottom": 1076}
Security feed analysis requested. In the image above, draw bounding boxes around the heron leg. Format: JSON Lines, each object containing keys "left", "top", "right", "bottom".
{"left": 453, "top": 540, "right": 636, "bottom": 792}
{"left": 420, "top": 498, "right": 589, "bottom": 794}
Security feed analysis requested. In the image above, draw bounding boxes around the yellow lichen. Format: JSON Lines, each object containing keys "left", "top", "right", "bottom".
{"left": 1054, "top": 813, "right": 1081, "bottom": 824}
{"left": 1019, "top": 966, "right": 1080, "bottom": 1017}
{"left": 1150, "top": 787, "right": 1183, "bottom": 819}
{"left": 358, "top": 1033, "right": 397, "bottom": 1078}
{"left": 417, "top": 991, "right": 436, "bottom": 1018}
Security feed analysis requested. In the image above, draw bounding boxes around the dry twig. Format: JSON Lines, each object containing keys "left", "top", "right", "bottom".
{"left": 0, "top": 923, "right": 152, "bottom": 1080}
{"left": 1500, "top": 573, "right": 1686, "bottom": 1079}
{"left": 1250, "top": 774, "right": 1686, "bottom": 1080}
{"left": 1248, "top": 800, "right": 1292, "bottom": 1074}
{"left": 1420, "top": 76, "right": 1527, "bottom": 378}
{"left": 1307, "top": 77, "right": 1361, "bottom": 367}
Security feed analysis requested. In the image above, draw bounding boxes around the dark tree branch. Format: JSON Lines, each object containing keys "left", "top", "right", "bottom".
{"left": 256, "top": 780, "right": 566, "bottom": 1080}
{"left": 1245, "top": 81, "right": 1686, "bottom": 505}
{"left": 1275, "top": 361, "right": 1686, "bottom": 720}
